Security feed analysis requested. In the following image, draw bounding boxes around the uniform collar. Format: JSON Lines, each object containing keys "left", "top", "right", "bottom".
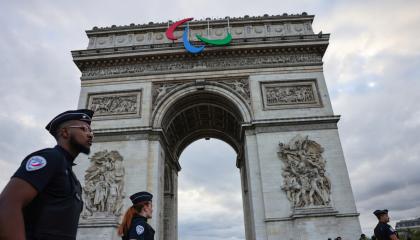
{"left": 55, "top": 145, "right": 77, "bottom": 165}
{"left": 134, "top": 214, "right": 148, "bottom": 222}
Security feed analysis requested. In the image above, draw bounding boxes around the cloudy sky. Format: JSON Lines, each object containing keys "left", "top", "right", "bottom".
{"left": 1, "top": 0, "right": 419, "bottom": 239}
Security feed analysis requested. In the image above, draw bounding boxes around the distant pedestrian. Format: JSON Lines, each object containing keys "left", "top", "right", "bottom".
{"left": 373, "top": 209, "right": 399, "bottom": 240}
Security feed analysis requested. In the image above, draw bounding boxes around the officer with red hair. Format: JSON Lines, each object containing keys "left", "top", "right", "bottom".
{"left": 118, "top": 191, "right": 155, "bottom": 240}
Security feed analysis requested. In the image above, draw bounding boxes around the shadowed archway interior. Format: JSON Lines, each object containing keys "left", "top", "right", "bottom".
{"left": 161, "top": 91, "right": 244, "bottom": 163}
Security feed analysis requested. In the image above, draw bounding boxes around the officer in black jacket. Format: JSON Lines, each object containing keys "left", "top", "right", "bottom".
{"left": 118, "top": 191, "right": 155, "bottom": 240}
{"left": 374, "top": 209, "right": 400, "bottom": 240}
{"left": 0, "top": 109, "right": 94, "bottom": 240}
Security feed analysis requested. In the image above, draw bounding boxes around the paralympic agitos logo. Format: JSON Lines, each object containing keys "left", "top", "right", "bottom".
{"left": 165, "top": 18, "right": 232, "bottom": 54}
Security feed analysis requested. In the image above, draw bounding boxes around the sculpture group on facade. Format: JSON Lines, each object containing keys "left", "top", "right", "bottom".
{"left": 82, "top": 150, "right": 125, "bottom": 218}
{"left": 278, "top": 135, "right": 331, "bottom": 208}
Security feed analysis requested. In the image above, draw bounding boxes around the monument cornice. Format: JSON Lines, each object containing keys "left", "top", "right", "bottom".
{"left": 72, "top": 34, "right": 329, "bottom": 60}
{"left": 73, "top": 36, "right": 329, "bottom": 80}
{"left": 250, "top": 115, "right": 340, "bottom": 126}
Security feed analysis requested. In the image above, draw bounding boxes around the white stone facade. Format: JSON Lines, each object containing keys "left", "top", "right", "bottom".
{"left": 72, "top": 13, "right": 361, "bottom": 240}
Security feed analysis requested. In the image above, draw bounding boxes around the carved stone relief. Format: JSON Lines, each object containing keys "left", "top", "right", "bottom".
{"left": 261, "top": 80, "right": 321, "bottom": 110}
{"left": 81, "top": 53, "right": 322, "bottom": 79}
{"left": 218, "top": 79, "right": 251, "bottom": 105}
{"left": 267, "top": 85, "right": 314, "bottom": 104}
{"left": 82, "top": 150, "right": 125, "bottom": 219}
{"left": 151, "top": 78, "right": 251, "bottom": 110}
{"left": 152, "top": 82, "right": 187, "bottom": 107}
{"left": 87, "top": 91, "right": 141, "bottom": 119}
{"left": 278, "top": 135, "right": 331, "bottom": 208}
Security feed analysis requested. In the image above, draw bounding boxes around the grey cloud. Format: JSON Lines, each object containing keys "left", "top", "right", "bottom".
{"left": 179, "top": 139, "right": 240, "bottom": 192}
{"left": 328, "top": 32, "right": 420, "bottom": 233}
{"left": 178, "top": 139, "right": 245, "bottom": 239}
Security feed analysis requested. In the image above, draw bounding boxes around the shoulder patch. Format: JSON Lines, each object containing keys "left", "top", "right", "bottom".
{"left": 136, "top": 225, "right": 144, "bottom": 235}
{"left": 26, "top": 156, "right": 47, "bottom": 171}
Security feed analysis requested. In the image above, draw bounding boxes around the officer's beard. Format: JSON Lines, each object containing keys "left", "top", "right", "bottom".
{"left": 69, "top": 135, "right": 91, "bottom": 155}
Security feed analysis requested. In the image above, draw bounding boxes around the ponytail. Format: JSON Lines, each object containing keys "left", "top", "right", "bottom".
{"left": 118, "top": 206, "right": 137, "bottom": 236}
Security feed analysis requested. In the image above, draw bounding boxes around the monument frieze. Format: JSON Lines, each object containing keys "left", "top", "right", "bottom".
{"left": 80, "top": 52, "right": 322, "bottom": 80}
{"left": 87, "top": 90, "right": 142, "bottom": 119}
{"left": 261, "top": 80, "right": 322, "bottom": 110}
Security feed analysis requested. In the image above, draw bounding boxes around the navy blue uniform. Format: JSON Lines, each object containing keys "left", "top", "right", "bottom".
{"left": 12, "top": 145, "right": 83, "bottom": 240}
{"left": 124, "top": 215, "right": 155, "bottom": 240}
{"left": 374, "top": 222, "right": 398, "bottom": 240}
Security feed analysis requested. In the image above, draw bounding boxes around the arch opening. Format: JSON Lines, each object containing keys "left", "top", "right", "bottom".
{"left": 160, "top": 91, "right": 245, "bottom": 162}
{"left": 158, "top": 89, "right": 253, "bottom": 240}
{"left": 177, "top": 139, "right": 245, "bottom": 240}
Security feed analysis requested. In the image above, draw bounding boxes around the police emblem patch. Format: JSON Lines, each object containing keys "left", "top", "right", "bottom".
{"left": 26, "top": 156, "right": 47, "bottom": 171}
{"left": 136, "top": 225, "right": 144, "bottom": 235}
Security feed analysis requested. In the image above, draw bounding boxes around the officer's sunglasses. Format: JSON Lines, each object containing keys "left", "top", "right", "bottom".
{"left": 67, "top": 125, "right": 93, "bottom": 133}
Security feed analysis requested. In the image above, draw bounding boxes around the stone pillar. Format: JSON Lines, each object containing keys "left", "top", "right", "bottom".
{"left": 163, "top": 163, "right": 178, "bottom": 240}
{"left": 145, "top": 139, "right": 165, "bottom": 240}
{"left": 243, "top": 133, "right": 267, "bottom": 240}
{"left": 239, "top": 156, "right": 253, "bottom": 240}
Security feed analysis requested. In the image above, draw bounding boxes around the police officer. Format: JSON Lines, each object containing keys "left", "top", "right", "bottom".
{"left": 118, "top": 191, "right": 155, "bottom": 240}
{"left": 373, "top": 209, "right": 400, "bottom": 240}
{"left": 0, "top": 109, "right": 94, "bottom": 240}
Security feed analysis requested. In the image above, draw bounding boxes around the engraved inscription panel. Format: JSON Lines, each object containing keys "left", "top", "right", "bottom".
{"left": 261, "top": 80, "right": 321, "bottom": 110}
{"left": 87, "top": 90, "right": 142, "bottom": 119}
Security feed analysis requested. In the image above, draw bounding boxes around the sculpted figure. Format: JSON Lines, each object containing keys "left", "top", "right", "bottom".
{"left": 156, "top": 85, "right": 169, "bottom": 101}
{"left": 231, "top": 81, "right": 248, "bottom": 97}
{"left": 94, "top": 175, "right": 108, "bottom": 212}
{"left": 281, "top": 172, "right": 300, "bottom": 203}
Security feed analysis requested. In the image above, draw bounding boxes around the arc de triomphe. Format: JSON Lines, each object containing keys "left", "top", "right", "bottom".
{"left": 72, "top": 13, "right": 361, "bottom": 240}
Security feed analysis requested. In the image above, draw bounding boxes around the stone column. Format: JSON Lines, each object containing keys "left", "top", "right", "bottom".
{"left": 243, "top": 132, "right": 267, "bottom": 240}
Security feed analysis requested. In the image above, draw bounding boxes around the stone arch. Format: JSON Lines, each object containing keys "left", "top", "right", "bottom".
{"left": 74, "top": 14, "right": 362, "bottom": 240}
{"left": 151, "top": 81, "right": 253, "bottom": 162}
{"left": 152, "top": 81, "right": 254, "bottom": 240}
{"left": 152, "top": 81, "right": 253, "bottom": 130}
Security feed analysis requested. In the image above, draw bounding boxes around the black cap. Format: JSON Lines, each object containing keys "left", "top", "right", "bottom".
{"left": 130, "top": 191, "right": 153, "bottom": 205}
{"left": 373, "top": 209, "right": 388, "bottom": 217}
{"left": 45, "top": 109, "right": 94, "bottom": 136}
